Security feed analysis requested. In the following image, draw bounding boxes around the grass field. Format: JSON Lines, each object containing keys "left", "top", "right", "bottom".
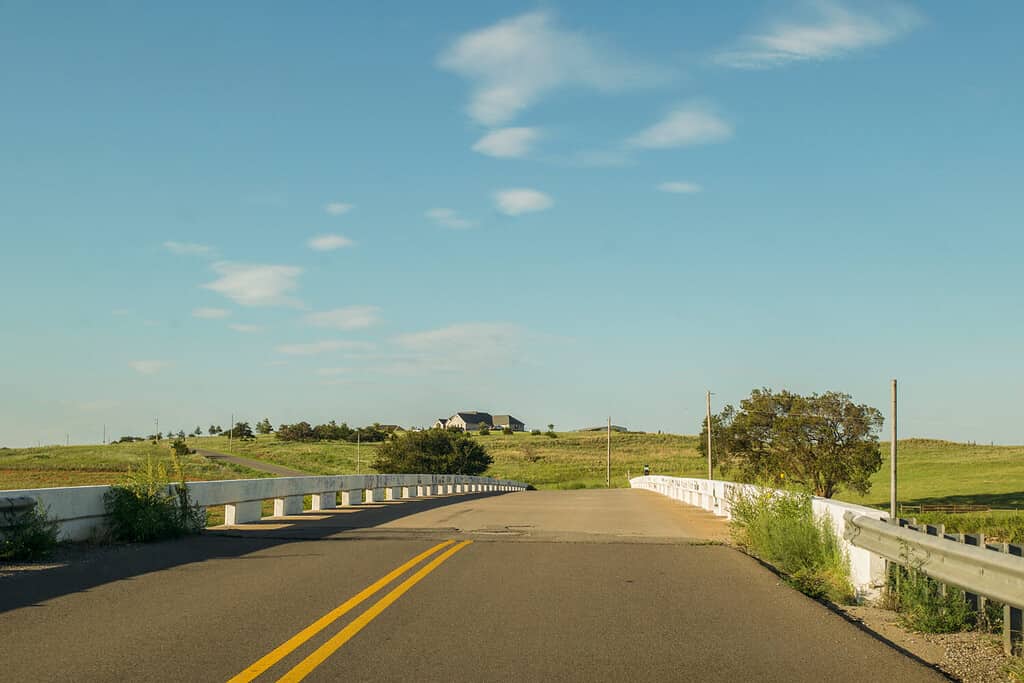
{"left": 0, "top": 440, "right": 268, "bottom": 490}
{"left": 4, "top": 433, "right": 1022, "bottom": 512}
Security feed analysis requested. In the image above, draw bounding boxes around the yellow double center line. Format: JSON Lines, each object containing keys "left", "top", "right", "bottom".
{"left": 228, "top": 539, "right": 473, "bottom": 683}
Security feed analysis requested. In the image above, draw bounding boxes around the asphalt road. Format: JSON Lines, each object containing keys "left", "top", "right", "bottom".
{"left": 0, "top": 489, "right": 945, "bottom": 682}
{"left": 195, "top": 448, "right": 310, "bottom": 477}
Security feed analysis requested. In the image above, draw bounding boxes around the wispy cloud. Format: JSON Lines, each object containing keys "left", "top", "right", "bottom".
{"left": 163, "top": 241, "right": 213, "bottom": 256}
{"left": 275, "top": 340, "right": 375, "bottom": 356}
{"left": 316, "top": 367, "right": 349, "bottom": 377}
{"left": 472, "top": 127, "right": 540, "bottom": 158}
{"left": 388, "top": 322, "right": 527, "bottom": 374}
{"left": 308, "top": 234, "right": 354, "bottom": 251}
{"left": 129, "top": 360, "right": 170, "bottom": 375}
{"left": 325, "top": 202, "right": 354, "bottom": 215}
{"left": 203, "top": 262, "right": 303, "bottom": 307}
{"left": 626, "top": 103, "right": 732, "bottom": 150}
{"left": 494, "top": 188, "right": 553, "bottom": 216}
{"left": 438, "top": 11, "right": 667, "bottom": 126}
{"left": 713, "top": 1, "right": 922, "bottom": 69}
{"left": 228, "top": 323, "right": 262, "bottom": 333}
{"left": 426, "top": 208, "right": 476, "bottom": 230}
{"left": 192, "top": 307, "right": 230, "bottom": 319}
{"left": 306, "top": 306, "right": 381, "bottom": 330}
{"left": 658, "top": 181, "right": 703, "bottom": 194}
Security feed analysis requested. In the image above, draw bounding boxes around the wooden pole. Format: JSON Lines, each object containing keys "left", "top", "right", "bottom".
{"left": 890, "top": 380, "right": 898, "bottom": 520}
{"left": 606, "top": 417, "right": 611, "bottom": 488}
{"left": 706, "top": 391, "right": 713, "bottom": 480}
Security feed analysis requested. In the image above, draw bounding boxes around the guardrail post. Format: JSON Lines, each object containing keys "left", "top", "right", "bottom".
{"left": 341, "top": 489, "right": 363, "bottom": 506}
{"left": 401, "top": 485, "right": 417, "bottom": 498}
{"left": 962, "top": 533, "right": 986, "bottom": 613}
{"left": 225, "top": 500, "right": 262, "bottom": 525}
{"left": 274, "top": 495, "right": 303, "bottom": 516}
{"left": 311, "top": 492, "right": 337, "bottom": 511}
{"left": 386, "top": 486, "right": 402, "bottom": 501}
{"left": 1004, "top": 543, "right": 1023, "bottom": 656}
{"left": 366, "top": 488, "right": 386, "bottom": 503}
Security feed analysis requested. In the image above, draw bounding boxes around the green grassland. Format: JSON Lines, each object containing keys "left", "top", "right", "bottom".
{"left": 4, "top": 433, "right": 1022, "bottom": 513}
{"left": 0, "top": 440, "right": 267, "bottom": 490}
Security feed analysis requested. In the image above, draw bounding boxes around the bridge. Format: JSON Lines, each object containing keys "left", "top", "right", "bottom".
{"left": 1, "top": 477, "right": 947, "bottom": 682}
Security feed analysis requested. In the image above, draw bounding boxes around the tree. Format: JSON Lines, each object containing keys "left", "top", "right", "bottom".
{"left": 256, "top": 418, "right": 273, "bottom": 435}
{"left": 208, "top": 425, "right": 220, "bottom": 436}
{"left": 193, "top": 426, "right": 202, "bottom": 437}
{"left": 547, "top": 423, "right": 554, "bottom": 432}
{"left": 177, "top": 429, "right": 186, "bottom": 440}
{"left": 371, "top": 430, "right": 493, "bottom": 475}
{"left": 224, "top": 422, "right": 255, "bottom": 441}
{"left": 277, "top": 421, "right": 316, "bottom": 442}
{"left": 699, "top": 388, "right": 883, "bottom": 498}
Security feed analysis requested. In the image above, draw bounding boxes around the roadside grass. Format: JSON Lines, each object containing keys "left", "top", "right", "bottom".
{"left": 908, "top": 510, "right": 1024, "bottom": 544}
{"left": 0, "top": 440, "right": 268, "bottom": 490}
{"left": 199, "top": 435, "right": 373, "bottom": 475}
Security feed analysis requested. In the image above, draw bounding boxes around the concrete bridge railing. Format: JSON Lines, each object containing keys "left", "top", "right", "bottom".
{"left": 630, "top": 475, "right": 888, "bottom": 599}
{"left": 1, "top": 474, "right": 529, "bottom": 542}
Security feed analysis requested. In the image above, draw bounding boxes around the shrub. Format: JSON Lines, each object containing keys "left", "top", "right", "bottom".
{"left": 372, "top": 430, "right": 493, "bottom": 475}
{"left": 729, "top": 487, "right": 854, "bottom": 604}
{"left": 531, "top": 429, "right": 542, "bottom": 436}
{"left": 887, "top": 565, "right": 975, "bottom": 633}
{"left": 103, "top": 454, "right": 204, "bottom": 543}
{"left": 478, "top": 425, "right": 490, "bottom": 435}
{"left": 169, "top": 437, "right": 194, "bottom": 457}
{"left": 1, "top": 504, "right": 59, "bottom": 561}
{"left": 545, "top": 431, "right": 558, "bottom": 439}
{"left": 502, "top": 427, "right": 513, "bottom": 435}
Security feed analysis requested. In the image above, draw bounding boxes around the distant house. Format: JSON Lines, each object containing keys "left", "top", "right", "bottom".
{"left": 437, "top": 411, "right": 525, "bottom": 432}
{"left": 447, "top": 411, "right": 493, "bottom": 432}
{"left": 492, "top": 415, "right": 525, "bottom": 432}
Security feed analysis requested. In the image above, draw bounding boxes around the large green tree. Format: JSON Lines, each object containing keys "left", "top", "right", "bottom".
{"left": 371, "top": 430, "right": 493, "bottom": 475}
{"left": 699, "top": 388, "right": 883, "bottom": 498}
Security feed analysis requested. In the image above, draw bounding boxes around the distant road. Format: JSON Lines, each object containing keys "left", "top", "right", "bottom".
{"left": 195, "top": 448, "right": 309, "bottom": 477}
{"left": 1, "top": 489, "right": 944, "bottom": 682}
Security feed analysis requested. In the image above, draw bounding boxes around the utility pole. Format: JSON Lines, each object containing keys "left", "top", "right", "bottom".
{"left": 706, "top": 390, "right": 713, "bottom": 480}
{"left": 103, "top": 424, "right": 106, "bottom": 445}
{"left": 356, "top": 430, "right": 361, "bottom": 474}
{"left": 606, "top": 417, "right": 611, "bottom": 488}
{"left": 155, "top": 417, "right": 159, "bottom": 439}
{"left": 229, "top": 413, "right": 234, "bottom": 450}
{"left": 890, "top": 379, "right": 898, "bottom": 521}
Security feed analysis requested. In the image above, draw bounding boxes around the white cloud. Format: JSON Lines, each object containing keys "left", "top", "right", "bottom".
{"left": 228, "top": 324, "right": 262, "bottom": 333}
{"left": 192, "top": 307, "right": 230, "bottom": 319}
{"left": 426, "top": 208, "right": 475, "bottom": 230}
{"left": 494, "top": 188, "right": 553, "bottom": 216}
{"left": 203, "top": 262, "right": 303, "bottom": 308}
{"left": 472, "top": 127, "right": 540, "bottom": 158}
{"left": 306, "top": 306, "right": 381, "bottom": 330}
{"left": 438, "top": 11, "right": 667, "bottom": 126}
{"left": 658, "top": 181, "right": 703, "bottom": 194}
{"left": 163, "top": 241, "right": 212, "bottom": 256}
{"left": 275, "top": 340, "right": 375, "bottom": 356}
{"left": 316, "top": 367, "right": 349, "bottom": 377}
{"left": 389, "top": 322, "right": 527, "bottom": 373}
{"left": 627, "top": 103, "right": 733, "bottom": 149}
{"left": 325, "top": 202, "right": 354, "bottom": 215}
{"left": 713, "top": 1, "right": 921, "bottom": 69}
{"left": 308, "top": 234, "right": 354, "bottom": 251}
{"left": 129, "top": 360, "right": 169, "bottom": 375}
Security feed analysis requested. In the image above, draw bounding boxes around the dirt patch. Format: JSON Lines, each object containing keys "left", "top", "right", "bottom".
{"left": 840, "top": 604, "right": 1012, "bottom": 683}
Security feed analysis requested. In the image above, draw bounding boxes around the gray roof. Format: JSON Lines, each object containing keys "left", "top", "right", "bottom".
{"left": 454, "top": 411, "right": 492, "bottom": 423}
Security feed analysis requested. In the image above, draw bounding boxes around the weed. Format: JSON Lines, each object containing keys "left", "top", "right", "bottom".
{"left": 729, "top": 487, "right": 855, "bottom": 604}
{"left": 887, "top": 564, "right": 975, "bottom": 633}
{"left": 103, "top": 453, "right": 205, "bottom": 543}
{"left": 0, "top": 504, "right": 59, "bottom": 561}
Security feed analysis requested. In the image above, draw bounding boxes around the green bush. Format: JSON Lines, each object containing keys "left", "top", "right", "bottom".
{"left": 1, "top": 504, "right": 59, "bottom": 561}
{"left": 371, "top": 429, "right": 493, "bottom": 475}
{"left": 729, "top": 487, "right": 854, "bottom": 604}
{"left": 1007, "top": 656, "right": 1024, "bottom": 681}
{"left": 502, "top": 427, "right": 513, "bottom": 435}
{"left": 531, "top": 429, "right": 542, "bottom": 436}
{"left": 103, "top": 454, "right": 205, "bottom": 543}
{"left": 886, "top": 565, "right": 976, "bottom": 633}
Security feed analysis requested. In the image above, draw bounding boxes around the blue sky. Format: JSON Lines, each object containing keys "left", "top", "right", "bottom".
{"left": 2, "top": 1, "right": 1022, "bottom": 447}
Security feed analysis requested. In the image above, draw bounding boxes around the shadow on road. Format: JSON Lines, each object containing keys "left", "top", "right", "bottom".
{"left": 0, "top": 492, "right": 503, "bottom": 615}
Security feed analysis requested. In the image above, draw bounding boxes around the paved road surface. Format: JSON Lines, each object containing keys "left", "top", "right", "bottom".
{"left": 0, "top": 489, "right": 945, "bottom": 682}
{"left": 196, "top": 448, "right": 310, "bottom": 477}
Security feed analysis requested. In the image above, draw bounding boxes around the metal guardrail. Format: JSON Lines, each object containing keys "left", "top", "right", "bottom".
{"left": 844, "top": 512, "right": 1023, "bottom": 655}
